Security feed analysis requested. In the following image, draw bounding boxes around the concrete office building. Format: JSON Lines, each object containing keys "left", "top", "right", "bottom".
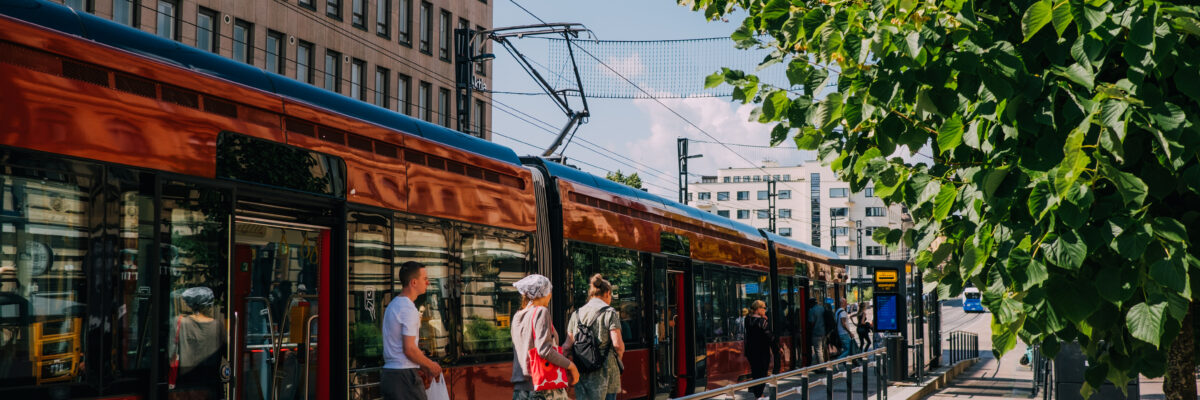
{"left": 688, "top": 160, "right": 912, "bottom": 261}
{"left": 55, "top": 0, "right": 493, "bottom": 139}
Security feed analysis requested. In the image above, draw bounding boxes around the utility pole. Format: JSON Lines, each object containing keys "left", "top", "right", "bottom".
{"left": 677, "top": 138, "right": 701, "bottom": 204}
{"left": 767, "top": 179, "right": 777, "bottom": 233}
{"left": 454, "top": 27, "right": 477, "bottom": 135}
{"left": 855, "top": 220, "right": 863, "bottom": 258}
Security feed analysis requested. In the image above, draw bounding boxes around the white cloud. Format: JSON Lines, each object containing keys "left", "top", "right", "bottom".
{"left": 598, "top": 52, "right": 647, "bottom": 81}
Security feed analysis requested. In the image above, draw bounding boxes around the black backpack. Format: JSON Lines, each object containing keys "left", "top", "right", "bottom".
{"left": 822, "top": 305, "right": 837, "bottom": 334}
{"left": 571, "top": 306, "right": 613, "bottom": 373}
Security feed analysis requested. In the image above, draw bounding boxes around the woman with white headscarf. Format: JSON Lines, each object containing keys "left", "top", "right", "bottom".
{"left": 510, "top": 274, "right": 578, "bottom": 399}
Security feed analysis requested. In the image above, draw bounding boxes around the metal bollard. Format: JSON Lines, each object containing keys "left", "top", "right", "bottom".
{"left": 862, "top": 357, "right": 869, "bottom": 400}
{"left": 826, "top": 367, "right": 834, "bottom": 400}
{"left": 800, "top": 375, "right": 809, "bottom": 400}
{"left": 846, "top": 359, "right": 854, "bottom": 397}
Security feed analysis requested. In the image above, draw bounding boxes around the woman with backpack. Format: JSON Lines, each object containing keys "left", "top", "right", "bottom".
{"left": 567, "top": 274, "right": 625, "bottom": 400}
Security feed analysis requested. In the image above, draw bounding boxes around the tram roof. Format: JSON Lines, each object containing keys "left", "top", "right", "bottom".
{"left": 1, "top": 0, "right": 523, "bottom": 166}
{"left": 761, "top": 230, "right": 838, "bottom": 260}
{"left": 535, "top": 158, "right": 764, "bottom": 242}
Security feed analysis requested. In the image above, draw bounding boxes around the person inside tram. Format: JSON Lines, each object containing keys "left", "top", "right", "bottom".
{"left": 170, "top": 286, "right": 225, "bottom": 400}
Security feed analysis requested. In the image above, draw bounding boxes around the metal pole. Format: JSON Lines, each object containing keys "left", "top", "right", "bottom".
{"left": 862, "top": 357, "right": 869, "bottom": 400}
{"left": 800, "top": 375, "right": 809, "bottom": 400}
{"left": 768, "top": 180, "right": 777, "bottom": 233}
{"left": 846, "top": 359, "right": 854, "bottom": 397}
{"left": 678, "top": 138, "right": 687, "bottom": 204}
{"left": 826, "top": 368, "right": 834, "bottom": 400}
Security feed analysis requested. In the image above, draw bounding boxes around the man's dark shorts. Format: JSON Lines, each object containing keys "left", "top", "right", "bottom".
{"left": 381, "top": 368, "right": 426, "bottom": 400}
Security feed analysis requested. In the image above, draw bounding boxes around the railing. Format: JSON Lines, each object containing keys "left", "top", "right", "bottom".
{"left": 674, "top": 347, "right": 889, "bottom": 400}
{"left": 1030, "top": 345, "right": 1053, "bottom": 399}
{"left": 947, "top": 331, "right": 979, "bottom": 364}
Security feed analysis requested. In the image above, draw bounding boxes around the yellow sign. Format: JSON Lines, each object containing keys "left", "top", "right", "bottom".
{"left": 875, "top": 270, "right": 898, "bottom": 283}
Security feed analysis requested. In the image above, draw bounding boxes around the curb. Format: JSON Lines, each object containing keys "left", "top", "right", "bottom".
{"left": 887, "top": 358, "right": 980, "bottom": 400}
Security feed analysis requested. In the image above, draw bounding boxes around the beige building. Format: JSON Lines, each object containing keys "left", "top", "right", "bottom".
{"left": 56, "top": 0, "right": 493, "bottom": 139}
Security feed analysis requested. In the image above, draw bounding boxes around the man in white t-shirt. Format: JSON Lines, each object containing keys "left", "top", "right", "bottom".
{"left": 381, "top": 261, "right": 443, "bottom": 400}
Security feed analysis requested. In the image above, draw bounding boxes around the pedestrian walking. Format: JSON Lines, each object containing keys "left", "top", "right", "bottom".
{"left": 835, "top": 298, "right": 857, "bottom": 359}
{"left": 511, "top": 274, "right": 579, "bottom": 400}
{"left": 806, "top": 297, "right": 828, "bottom": 364}
{"left": 566, "top": 274, "right": 624, "bottom": 400}
{"left": 855, "top": 301, "right": 873, "bottom": 351}
{"left": 744, "top": 300, "right": 773, "bottom": 398}
{"left": 381, "top": 261, "right": 443, "bottom": 400}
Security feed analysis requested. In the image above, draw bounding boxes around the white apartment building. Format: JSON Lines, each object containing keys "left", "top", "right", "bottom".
{"left": 687, "top": 161, "right": 911, "bottom": 261}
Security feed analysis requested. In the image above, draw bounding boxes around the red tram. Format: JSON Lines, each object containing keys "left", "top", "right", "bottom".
{"left": 0, "top": 1, "right": 847, "bottom": 399}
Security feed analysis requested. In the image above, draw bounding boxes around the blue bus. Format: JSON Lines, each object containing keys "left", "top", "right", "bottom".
{"left": 963, "top": 287, "right": 985, "bottom": 313}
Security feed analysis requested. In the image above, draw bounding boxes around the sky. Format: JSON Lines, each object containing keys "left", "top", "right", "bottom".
{"left": 488, "top": 0, "right": 819, "bottom": 198}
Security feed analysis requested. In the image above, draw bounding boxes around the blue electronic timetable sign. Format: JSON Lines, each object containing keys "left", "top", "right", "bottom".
{"left": 875, "top": 294, "right": 899, "bottom": 332}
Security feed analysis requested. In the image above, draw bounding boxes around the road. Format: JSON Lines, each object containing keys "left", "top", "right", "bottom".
{"left": 927, "top": 301, "right": 1037, "bottom": 400}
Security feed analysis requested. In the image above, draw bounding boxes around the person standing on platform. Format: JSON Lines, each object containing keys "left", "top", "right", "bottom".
{"left": 835, "top": 298, "right": 858, "bottom": 359}
{"left": 381, "top": 261, "right": 443, "bottom": 400}
{"left": 511, "top": 274, "right": 579, "bottom": 400}
{"left": 806, "top": 297, "right": 828, "bottom": 364}
{"left": 567, "top": 274, "right": 625, "bottom": 400}
{"left": 744, "top": 300, "right": 773, "bottom": 398}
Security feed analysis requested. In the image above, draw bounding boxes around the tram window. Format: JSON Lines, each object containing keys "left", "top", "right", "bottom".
{"left": 0, "top": 152, "right": 98, "bottom": 387}
{"left": 111, "top": 168, "right": 157, "bottom": 377}
{"left": 565, "top": 242, "right": 646, "bottom": 346}
{"left": 693, "top": 268, "right": 712, "bottom": 340}
{"left": 392, "top": 215, "right": 452, "bottom": 360}
{"left": 161, "top": 181, "right": 230, "bottom": 400}
{"left": 347, "top": 212, "right": 393, "bottom": 394}
{"left": 216, "top": 132, "right": 347, "bottom": 198}
{"left": 459, "top": 225, "right": 531, "bottom": 357}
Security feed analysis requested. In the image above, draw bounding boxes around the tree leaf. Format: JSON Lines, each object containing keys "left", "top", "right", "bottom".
{"left": 1027, "top": 180, "right": 1057, "bottom": 221}
{"left": 1022, "top": 0, "right": 1054, "bottom": 42}
{"left": 1100, "top": 100, "right": 1130, "bottom": 132}
{"left": 1051, "top": 0, "right": 1074, "bottom": 37}
{"left": 1100, "top": 161, "right": 1148, "bottom": 206}
{"left": 937, "top": 115, "right": 964, "bottom": 154}
{"left": 704, "top": 71, "right": 725, "bottom": 89}
{"left": 1042, "top": 230, "right": 1086, "bottom": 270}
{"left": 904, "top": 31, "right": 921, "bottom": 58}
{"left": 1149, "top": 258, "right": 1187, "bottom": 293}
{"left": 1126, "top": 302, "right": 1167, "bottom": 348}
{"left": 1150, "top": 217, "right": 1188, "bottom": 243}
{"left": 933, "top": 182, "right": 958, "bottom": 220}
{"left": 1053, "top": 63, "right": 1095, "bottom": 91}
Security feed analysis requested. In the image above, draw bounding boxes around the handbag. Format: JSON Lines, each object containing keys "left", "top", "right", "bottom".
{"left": 168, "top": 316, "right": 181, "bottom": 389}
{"left": 526, "top": 307, "right": 569, "bottom": 391}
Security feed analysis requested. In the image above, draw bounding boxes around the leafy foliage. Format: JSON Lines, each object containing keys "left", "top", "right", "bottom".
{"left": 605, "top": 170, "right": 645, "bottom": 189}
{"left": 681, "top": 0, "right": 1200, "bottom": 395}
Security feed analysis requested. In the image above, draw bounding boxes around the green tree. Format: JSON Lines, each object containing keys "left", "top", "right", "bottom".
{"left": 606, "top": 170, "right": 644, "bottom": 189}
{"left": 682, "top": 0, "right": 1200, "bottom": 397}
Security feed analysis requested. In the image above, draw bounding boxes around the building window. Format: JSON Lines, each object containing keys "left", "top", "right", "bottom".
{"left": 830, "top": 188, "right": 849, "bottom": 198}
{"left": 327, "top": 0, "right": 342, "bottom": 19}
{"left": 864, "top": 226, "right": 880, "bottom": 236}
{"left": 811, "top": 172, "right": 821, "bottom": 247}
{"left": 865, "top": 207, "right": 886, "bottom": 217}
{"left": 156, "top": 0, "right": 178, "bottom": 41}
{"left": 296, "top": 40, "right": 314, "bottom": 84}
{"left": 757, "top": 190, "right": 769, "bottom": 200}
{"left": 351, "top": 0, "right": 365, "bottom": 29}
{"left": 733, "top": 176, "right": 741, "bottom": 183}
{"left": 717, "top": 210, "right": 730, "bottom": 218}
{"left": 438, "top": 10, "right": 451, "bottom": 61}
{"left": 376, "top": 0, "right": 390, "bottom": 38}
{"left": 65, "top": 0, "right": 92, "bottom": 12}
{"left": 398, "top": 74, "right": 412, "bottom": 115}
{"left": 723, "top": 177, "right": 730, "bottom": 183}
{"left": 756, "top": 210, "right": 769, "bottom": 219}
{"left": 324, "top": 50, "right": 342, "bottom": 92}
{"left": 265, "top": 30, "right": 285, "bottom": 75}
{"left": 418, "top": 81, "right": 431, "bottom": 121}
{"left": 866, "top": 246, "right": 884, "bottom": 256}
{"left": 438, "top": 87, "right": 451, "bottom": 126}
{"left": 779, "top": 209, "right": 791, "bottom": 218}
{"left": 736, "top": 191, "right": 749, "bottom": 201}
{"left": 830, "top": 207, "right": 849, "bottom": 218}
{"left": 716, "top": 192, "right": 729, "bottom": 201}
{"left": 834, "top": 246, "right": 849, "bottom": 256}
{"left": 833, "top": 227, "right": 848, "bottom": 236}
{"left": 783, "top": 174, "right": 791, "bottom": 181}
{"left": 697, "top": 192, "right": 711, "bottom": 200}
{"left": 780, "top": 227, "right": 792, "bottom": 236}
{"left": 113, "top": 0, "right": 137, "bottom": 26}
{"left": 196, "top": 7, "right": 218, "bottom": 53}
{"left": 351, "top": 58, "right": 366, "bottom": 100}
{"left": 233, "top": 19, "right": 253, "bottom": 64}
{"left": 299, "top": 0, "right": 314, "bottom": 9}
{"left": 779, "top": 190, "right": 791, "bottom": 200}
{"left": 473, "top": 99, "right": 486, "bottom": 137}
{"left": 687, "top": 193, "right": 693, "bottom": 202}
{"left": 753, "top": 176, "right": 762, "bottom": 182}
{"left": 737, "top": 210, "right": 749, "bottom": 219}
{"left": 475, "top": 24, "right": 488, "bottom": 75}
{"left": 398, "top": 0, "right": 411, "bottom": 45}
{"left": 375, "top": 67, "right": 390, "bottom": 108}
{"left": 865, "top": 187, "right": 875, "bottom": 197}
{"left": 419, "top": 2, "right": 431, "bottom": 54}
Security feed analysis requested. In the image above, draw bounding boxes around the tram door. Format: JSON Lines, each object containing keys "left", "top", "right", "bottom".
{"left": 231, "top": 219, "right": 328, "bottom": 400}
{"left": 652, "top": 256, "right": 691, "bottom": 399}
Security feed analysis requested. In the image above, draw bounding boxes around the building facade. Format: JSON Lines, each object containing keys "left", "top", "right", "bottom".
{"left": 55, "top": 0, "right": 493, "bottom": 139}
{"left": 688, "top": 161, "right": 911, "bottom": 261}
